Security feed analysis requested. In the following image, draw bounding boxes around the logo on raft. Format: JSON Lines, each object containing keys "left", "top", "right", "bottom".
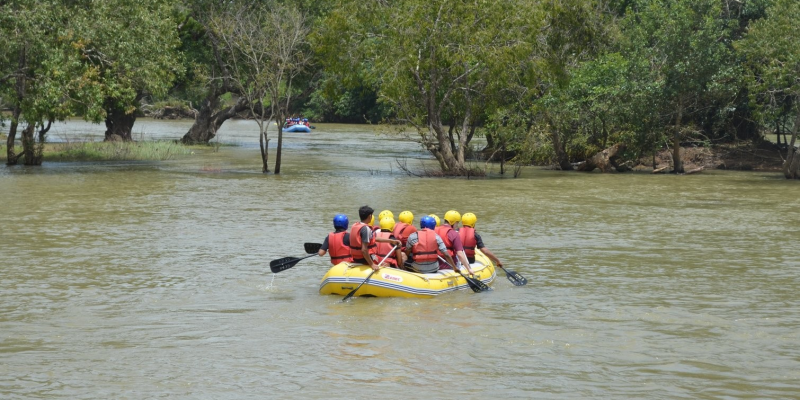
{"left": 381, "top": 273, "right": 402, "bottom": 283}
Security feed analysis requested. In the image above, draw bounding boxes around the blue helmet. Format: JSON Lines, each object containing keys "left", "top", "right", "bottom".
{"left": 420, "top": 215, "right": 436, "bottom": 230}
{"left": 333, "top": 214, "right": 349, "bottom": 230}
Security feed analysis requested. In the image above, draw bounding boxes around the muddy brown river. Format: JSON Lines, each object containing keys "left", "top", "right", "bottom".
{"left": 1, "top": 119, "right": 798, "bottom": 399}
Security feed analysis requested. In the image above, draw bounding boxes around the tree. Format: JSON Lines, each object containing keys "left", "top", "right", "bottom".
{"left": 209, "top": 1, "right": 311, "bottom": 174}
{"left": 74, "top": 0, "right": 182, "bottom": 141}
{"left": 483, "top": 0, "right": 611, "bottom": 171}
{"left": 738, "top": 0, "right": 800, "bottom": 179}
{"left": 1, "top": 1, "right": 98, "bottom": 165}
{"left": 177, "top": 3, "right": 248, "bottom": 145}
{"left": 318, "top": 0, "right": 531, "bottom": 175}
{"left": 618, "top": 0, "right": 736, "bottom": 173}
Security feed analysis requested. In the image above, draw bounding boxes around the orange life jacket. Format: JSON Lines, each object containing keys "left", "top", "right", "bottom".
{"left": 458, "top": 226, "right": 477, "bottom": 261}
{"left": 434, "top": 225, "right": 455, "bottom": 257}
{"left": 349, "top": 222, "right": 376, "bottom": 261}
{"left": 374, "top": 231, "right": 398, "bottom": 267}
{"left": 392, "top": 222, "right": 417, "bottom": 247}
{"left": 412, "top": 228, "right": 439, "bottom": 263}
{"left": 328, "top": 231, "right": 353, "bottom": 265}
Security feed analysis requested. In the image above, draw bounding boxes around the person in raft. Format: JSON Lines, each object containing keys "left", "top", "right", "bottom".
{"left": 435, "top": 210, "right": 475, "bottom": 275}
{"left": 458, "top": 212, "right": 503, "bottom": 268}
{"left": 375, "top": 217, "right": 406, "bottom": 268}
{"left": 404, "top": 216, "right": 455, "bottom": 273}
{"left": 374, "top": 209, "right": 393, "bottom": 232}
{"left": 318, "top": 214, "right": 353, "bottom": 265}
{"left": 392, "top": 210, "right": 417, "bottom": 249}
{"left": 350, "top": 205, "right": 401, "bottom": 271}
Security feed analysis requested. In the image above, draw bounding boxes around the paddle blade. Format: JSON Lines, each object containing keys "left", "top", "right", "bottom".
{"left": 270, "top": 256, "right": 295, "bottom": 268}
{"left": 270, "top": 257, "right": 302, "bottom": 273}
{"left": 466, "top": 275, "right": 491, "bottom": 292}
{"left": 499, "top": 266, "right": 527, "bottom": 286}
{"left": 505, "top": 270, "right": 527, "bottom": 286}
{"left": 304, "top": 242, "right": 322, "bottom": 254}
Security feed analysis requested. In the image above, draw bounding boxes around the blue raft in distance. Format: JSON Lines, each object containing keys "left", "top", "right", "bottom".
{"left": 284, "top": 124, "right": 312, "bottom": 133}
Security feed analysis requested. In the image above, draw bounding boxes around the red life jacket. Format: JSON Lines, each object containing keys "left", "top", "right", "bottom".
{"left": 327, "top": 231, "right": 353, "bottom": 265}
{"left": 392, "top": 222, "right": 417, "bottom": 247}
{"left": 458, "top": 226, "right": 477, "bottom": 261}
{"left": 434, "top": 225, "right": 455, "bottom": 257}
{"left": 349, "top": 222, "right": 376, "bottom": 260}
{"left": 374, "top": 231, "right": 398, "bottom": 267}
{"left": 412, "top": 228, "right": 439, "bottom": 263}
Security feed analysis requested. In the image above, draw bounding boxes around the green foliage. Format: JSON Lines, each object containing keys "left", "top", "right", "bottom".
{"left": 737, "top": 0, "right": 800, "bottom": 125}
{"left": 0, "top": 0, "right": 182, "bottom": 128}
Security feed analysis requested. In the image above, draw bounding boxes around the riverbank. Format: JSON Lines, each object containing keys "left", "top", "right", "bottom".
{"left": 2, "top": 129, "right": 788, "bottom": 173}
{"left": 641, "top": 141, "right": 785, "bottom": 173}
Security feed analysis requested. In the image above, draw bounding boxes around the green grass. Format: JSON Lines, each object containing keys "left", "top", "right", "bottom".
{"left": 43, "top": 140, "right": 191, "bottom": 162}
{"left": 2, "top": 140, "right": 189, "bottom": 163}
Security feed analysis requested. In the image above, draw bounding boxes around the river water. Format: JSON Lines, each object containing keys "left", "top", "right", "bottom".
{"left": 1, "top": 119, "right": 798, "bottom": 399}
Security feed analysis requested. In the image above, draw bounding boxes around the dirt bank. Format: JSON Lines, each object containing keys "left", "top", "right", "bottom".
{"left": 638, "top": 141, "right": 785, "bottom": 172}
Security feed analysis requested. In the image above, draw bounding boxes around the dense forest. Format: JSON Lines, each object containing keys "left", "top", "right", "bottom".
{"left": 1, "top": 0, "right": 799, "bottom": 178}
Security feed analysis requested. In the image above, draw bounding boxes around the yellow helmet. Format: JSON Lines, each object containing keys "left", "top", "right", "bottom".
{"left": 398, "top": 210, "right": 414, "bottom": 224}
{"left": 378, "top": 210, "right": 394, "bottom": 221}
{"left": 369, "top": 215, "right": 375, "bottom": 225}
{"left": 428, "top": 214, "right": 441, "bottom": 227}
{"left": 379, "top": 217, "right": 396, "bottom": 231}
{"left": 444, "top": 210, "right": 461, "bottom": 225}
{"left": 462, "top": 212, "right": 477, "bottom": 227}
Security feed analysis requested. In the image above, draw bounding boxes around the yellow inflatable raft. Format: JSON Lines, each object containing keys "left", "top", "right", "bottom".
{"left": 319, "top": 250, "right": 495, "bottom": 298}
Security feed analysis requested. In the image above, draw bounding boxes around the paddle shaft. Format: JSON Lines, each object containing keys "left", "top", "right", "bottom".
{"left": 437, "top": 256, "right": 488, "bottom": 292}
{"left": 342, "top": 245, "right": 397, "bottom": 301}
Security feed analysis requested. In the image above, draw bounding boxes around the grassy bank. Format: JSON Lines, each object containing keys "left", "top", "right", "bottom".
{"left": 1, "top": 139, "right": 196, "bottom": 163}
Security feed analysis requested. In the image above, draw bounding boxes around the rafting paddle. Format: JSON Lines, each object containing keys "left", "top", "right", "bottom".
{"left": 270, "top": 254, "right": 317, "bottom": 273}
{"left": 342, "top": 245, "right": 397, "bottom": 302}
{"left": 438, "top": 256, "right": 489, "bottom": 293}
{"left": 304, "top": 242, "right": 322, "bottom": 254}
{"left": 497, "top": 265, "right": 527, "bottom": 286}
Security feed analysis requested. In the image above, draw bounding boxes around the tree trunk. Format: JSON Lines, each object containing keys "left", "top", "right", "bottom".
{"left": 577, "top": 143, "right": 626, "bottom": 172}
{"left": 500, "top": 143, "right": 505, "bottom": 175}
{"left": 431, "top": 121, "right": 465, "bottom": 173}
{"left": 260, "top": 130, "right": 270, "bottom": 173}
{"left": 5, "top": 106, "right": 21, "bottom": 165}
{"left": 274, "top": 124, "right": 283, "bottom": 174}
{"left": 20, "top": 123, "right": 43, "bottom": 166}
{"left": 672, "top": 102, "right": 684, "bottom": 173}
{"left": 550, "top": 129, "right": 573, "bottom": 170}
{"left": 7, "top": 49, "right": 26, "bottom": 165}
{"left": 104, "top": 103, "right": 137, "bottom": 142}
{"left": 180, "top": 94, "right": 248, "bottom": 144}
{"left": 782, "top": 111, "right": 800, "bottom": 179}
{"left": 182, "top": 91, "right": 222, "bottom": 144}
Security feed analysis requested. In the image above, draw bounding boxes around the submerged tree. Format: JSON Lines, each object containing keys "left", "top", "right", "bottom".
{"left": 209, "top": 0, "right": 311, "bottom": 173}
{"left": 0, "top": 1, "right": 102, "bottom": 165}
{"left": 78, "top": 0, "right": 182, "bottom": 141}
{"left": 617, "top": 0, "right": 735, "bottom": 173}
{"left": 178, "top": 2, "right": 248, "bottom": 145}
{"left": 1, "top": 0, "right": 182, "bottom": 166}
{"left": 738, "top": 0, "right": 800, "bottom": 179}
{"left": 318, "top": 0, "right": 531, "bottom": 175}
